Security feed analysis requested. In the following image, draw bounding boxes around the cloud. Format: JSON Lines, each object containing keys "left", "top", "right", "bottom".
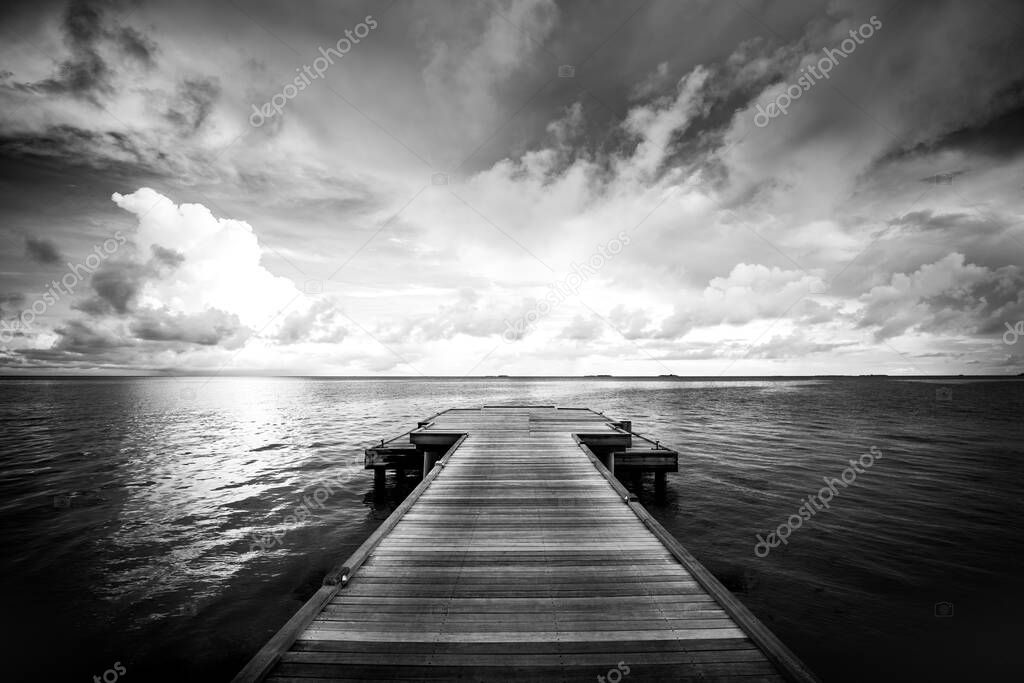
{"left": 608, "top": 305, "right": 653, "bottom": 340}
{"left": 746, "top": 332, "right": 853, "bottom": 359}
{"left": 129, "top": 307, "right": 249, "bottom": 348}
{"left": 3, "top": 0, "right": 1024, "bottom": 374}
{"left": 420, "top": 0, "right": 559, "bottom": 153}
{"left": 23, "top": 0, "right": 156, "bottom": 102}
{"left": 629, "top": 61, "right": 670, "bottom": 101}
{"left": 80, "top": 261, "right": 147, "bottom": 314}
{"left": 859, "top": 253, "right": 1024, "bottom": 341}
{"left": 376, "top": 289, "right": 527, "bottom": 343}
{"left": 561, "top": 315, "right": 602, "bottom": 341}
{"left": 25, "top": 237, "right": 63, "bottom": 264}
{"left": 53, "top": 318, "right": 129, "bottom": 354}
{"left": 164, "top": 77, "right": 220, "bottom": 133}
{"left": 109, "top": 188, "right": 302, "bottom": 328}
{"left": 620, "top": 65, "right": 711, "bottom": 181}
{"left": 275, "top": 299, "right": 346, "bottom": 345}
{"left": 656, "top": 263, "right": 828, "bottom": 339}
{"left": 0, "top": 292, "right": 26, "bottom": 320}
{"left": 13, "top": 188, "right": 352, "bottom": 368}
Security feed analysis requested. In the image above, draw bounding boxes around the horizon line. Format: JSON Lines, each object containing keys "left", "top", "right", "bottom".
{"left": 1, "top": 373, "right": 1022, "bottom": 379}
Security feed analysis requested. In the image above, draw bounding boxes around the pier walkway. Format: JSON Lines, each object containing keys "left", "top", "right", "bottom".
{"left": 234, "top": 406, "right": 817, "bottom": 682}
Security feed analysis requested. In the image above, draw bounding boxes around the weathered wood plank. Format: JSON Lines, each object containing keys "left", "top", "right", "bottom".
{"left": 234, "top": 406, "right": 817, "bottom": 683}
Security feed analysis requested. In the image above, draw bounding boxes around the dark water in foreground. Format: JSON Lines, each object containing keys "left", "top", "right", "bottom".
{"left": 1, "top": 377, "right": 1022, "bottom": 682}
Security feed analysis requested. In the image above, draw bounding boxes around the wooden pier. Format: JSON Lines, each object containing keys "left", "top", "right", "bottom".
{"left": 234, "top": 406, "right": 818, "bottom": 682}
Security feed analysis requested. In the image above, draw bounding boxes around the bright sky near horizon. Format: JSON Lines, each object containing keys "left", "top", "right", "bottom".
{"left": 1, "top": 0, "right": 1023, "bottom": 375}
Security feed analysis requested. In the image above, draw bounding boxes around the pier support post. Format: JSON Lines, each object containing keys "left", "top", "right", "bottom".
{"left": 374, "top": 467, "right": 386, "bottom": 491}
{"left": 422, "top": 451, "right": 431, "bottom": 478}
{"left": 608, "top": 451, "right": 615, "bottom": 476}
{"left": 655, "top": 471, "right": 667, "bottom": 499}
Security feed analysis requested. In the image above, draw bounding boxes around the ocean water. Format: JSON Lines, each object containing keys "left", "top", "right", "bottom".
{"left": 0, "top": 377, "right": 1021, "bottom": 682}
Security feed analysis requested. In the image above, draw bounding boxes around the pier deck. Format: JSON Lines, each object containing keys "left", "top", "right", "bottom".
{"left": 235, "top": 406, "right": 817, "bottom": 682}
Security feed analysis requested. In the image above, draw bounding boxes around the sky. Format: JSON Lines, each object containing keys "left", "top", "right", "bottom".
{"left": 0, "top": 0, "right": 1022, "bottom": 376}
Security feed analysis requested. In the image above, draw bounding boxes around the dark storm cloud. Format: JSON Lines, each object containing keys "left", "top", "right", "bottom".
{"left": 888, "top": 210, "right": 989, "bottom": 233}
{"left": 73, "top": 242, "right": 185, "bottom": 317}
{"left": 42, "top": 0, "right": 112, "bottom": 98}
{"left": 0, "top": 125, "right": 102, "bottom": 160}
{"left": 940, "top": 101, "right": 1024, "bottom": 159}
{"left": 920, "top": 170, "right": 967, "bottom": 185}
{"left": 25, "top": 237, "right": 63, "bottom": 264}
{"left": 897, "top": 100, "right": 1024, "bottom": 163}
{"left": 0, "top": 125, "right": 164, "bottom": 177}
{"left": 150, "top": 244, "right": 184, "bottom": 269}
{"left": 76, "top": 261, "right": 147, "bottom": 315}
{"left": 129, "top": 308, "right": 249, "bottom": 348}
{"left": 858, "top": 256, "right": 1024, "bottom": 342}
{"left": 2, "top": 0, "right": 1024, "bottom": 374}
{"left": 164, "top": 77, "right": 221, "bottom": 133}
{"left": 22, "top": 0, "right": 156, "bottom": 101}
{"left": 53, "top": 318, "right": 128, "bottom": 352}
{"left": 116, "top": 24, "right": 157, "bottom": 66}
{"left": 16, "top": 307, "right": 250, "bottom": 368}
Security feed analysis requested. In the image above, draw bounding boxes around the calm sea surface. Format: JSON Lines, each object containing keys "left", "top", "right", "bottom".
{"left": 1, "top": 377, "right": 1021, "bottom": 682}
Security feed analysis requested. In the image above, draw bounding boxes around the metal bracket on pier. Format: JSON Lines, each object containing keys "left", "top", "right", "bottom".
{"left": 323, "top": 565, "right": 351, "bottom": 587}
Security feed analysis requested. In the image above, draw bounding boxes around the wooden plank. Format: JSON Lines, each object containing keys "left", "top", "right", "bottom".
{"left": 577, "top": 436, "right": 820, "bottom": 683}
{"left": 231, "top": 435, "right": 467, "bottom": 682}
{"left": 235, "top": 406, "right": 816, "bottom": 683}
